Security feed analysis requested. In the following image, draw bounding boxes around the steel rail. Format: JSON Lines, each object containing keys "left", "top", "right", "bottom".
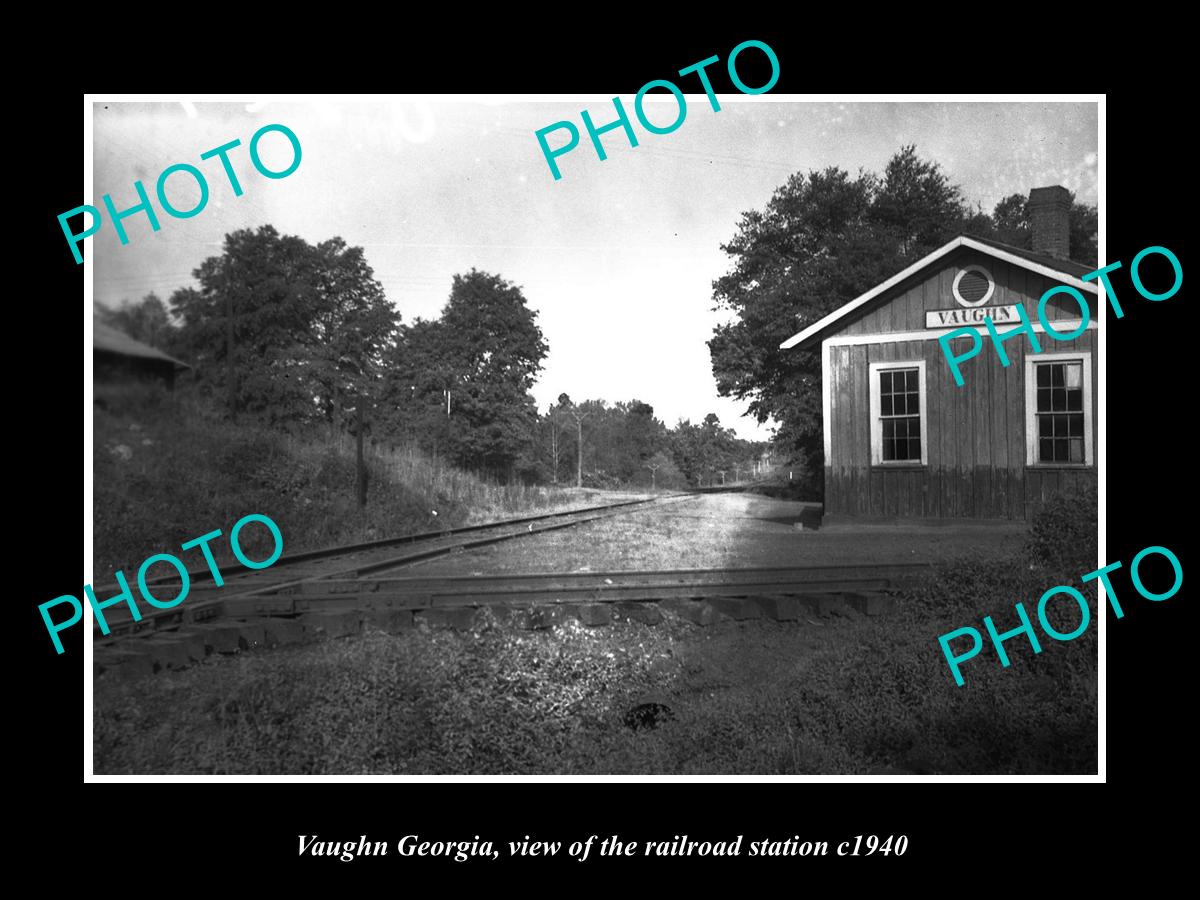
{"left": 110, "top": 493, "right": 683, "bottom": 591}
{"left": 230, "top": 566, "right": 927, "bottom": 616}
{"left": 93, "top": 494, "right": 700, "bottom": 639}
{"left": 96, "top": 558, "right": 928, "bottom": 641}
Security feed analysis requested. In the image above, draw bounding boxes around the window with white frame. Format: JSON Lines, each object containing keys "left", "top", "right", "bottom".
{"left": 869, "top": 360, "right": 927, "bottom": 465}
{"left": 1025, "top": 352, "right": 1093, "bottom": 466}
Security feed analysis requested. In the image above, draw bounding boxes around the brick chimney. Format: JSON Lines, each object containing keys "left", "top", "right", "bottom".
{"left": 1028, "top": 185, "right": 1071, "bottom": 260}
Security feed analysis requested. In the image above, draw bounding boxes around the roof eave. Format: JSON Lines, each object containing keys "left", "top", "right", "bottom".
{"left": 778, "top": 235, "right": 1098, "bottom": 350}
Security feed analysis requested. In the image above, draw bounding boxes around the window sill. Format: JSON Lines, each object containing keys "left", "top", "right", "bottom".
{"left": 1025, "top": 463, "right": 1094, "bottom": 470}
{"left": 871, "top": 463, "right": 928, "bottom": 470}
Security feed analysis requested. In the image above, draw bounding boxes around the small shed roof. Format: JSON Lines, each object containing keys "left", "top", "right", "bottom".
{"left": 94, "top": 321, "right": 191, "bottom": 370}
{"left": 779, "top": 234, "right": 1099, "bottom": 352}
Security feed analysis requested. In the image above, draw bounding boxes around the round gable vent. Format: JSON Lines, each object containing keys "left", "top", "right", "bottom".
{"left": 953, "top": 265, "right": 995, "bottom": 307}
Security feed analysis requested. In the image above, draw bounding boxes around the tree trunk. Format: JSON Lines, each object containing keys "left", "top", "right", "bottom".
{"left": 356, "top": 404, "right": 367, "bottom": 508}
{"left": 576, "top": 417, "right": 583, "bottom": 488}
{"left": 226, "top": 291, "right": 237, "bottom": 422}
{"left": 331, "top": 384, "right": 341, "bottom": 441}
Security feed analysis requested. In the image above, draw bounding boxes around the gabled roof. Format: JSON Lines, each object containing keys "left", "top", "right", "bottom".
{"left": 94, "top": 321, "right": 191, "bottom": 370}
{"left": 779, "top": 234, "right": 1099, "bottom": 351}
{"left": 965, "top": 234, "right": 1095, "bottom": 279}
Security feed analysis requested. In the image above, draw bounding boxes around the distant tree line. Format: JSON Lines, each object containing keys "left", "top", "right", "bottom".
{"left": 533, "top": 397, "right": 767, "bottom": 490}
{"left": 98, "top": 224, "right": 769, "bottom": 488}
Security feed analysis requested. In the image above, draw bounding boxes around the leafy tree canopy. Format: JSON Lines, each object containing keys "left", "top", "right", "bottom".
{"left": 382, "top": 269, "right": 548, "bottom": 477}
{"left": 169, "top": 225, "right": 398, "bottom": 426}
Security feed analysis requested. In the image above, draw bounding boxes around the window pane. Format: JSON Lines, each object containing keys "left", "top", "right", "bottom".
{"left": 1037, "top": 388, "right": 1052, "bottom": 412}
{"left": 1051, "top": 364, "right": 1065, "bottom": 387}
{"left": 1037, "top": 365, "right": 1051, "bottom": 387}
{"left": 1040, "top": 438, "right": 1054, "bottom": 462}
{"left": 1065, "top": 363, "right": 1082, "bottom": 389}
{"left": 1070, "top": 438, "right": 1084, "bottom": 462}
{"left": 1039, "top": 415, "right": 1053, "bottom": 438}
{"left": 1052, "top": 389, "right": 1066, "bottom": 411}
{"left": 1067, "top": 389, "right": 1082, "bottom": 411}
{"left": 1068, "top": 414, "right": 1083, "bottom": 437}
{"left": 878, "top": 368, "right": 922, "bottom": 465}
{"left": 1054, "top": 438, "right": 1068, "bottom": 461}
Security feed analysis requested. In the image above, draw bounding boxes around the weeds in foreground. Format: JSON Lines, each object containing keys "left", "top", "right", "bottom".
{"left": 95, "top": 555, "right": 1097, "bottom": 775}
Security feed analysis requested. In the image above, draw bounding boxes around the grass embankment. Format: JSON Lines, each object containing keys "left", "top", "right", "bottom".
{"left": 93, "top": 383, "right": 605, "bottom": 578}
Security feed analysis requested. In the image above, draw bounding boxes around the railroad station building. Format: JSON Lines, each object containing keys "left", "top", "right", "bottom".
{"left": 780, "top": 186, "right": 1098, "bottom": 521}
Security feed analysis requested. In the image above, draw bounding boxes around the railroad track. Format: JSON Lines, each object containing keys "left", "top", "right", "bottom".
{"left": 93, "top": 561, "right": 921, "bottom": 681}
{"left": 93, "top": 493, "right": 696, "bottom": 640}
{"left": 230, "top": 563, "right": 929, "bottom": 617}
{"left": 92, "top": 491, "right": 932, "bottom": 683}
{"left": 93, "top": 557, "right": 929, "bottom": 680}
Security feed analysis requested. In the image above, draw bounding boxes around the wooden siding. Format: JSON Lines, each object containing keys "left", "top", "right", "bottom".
{"left": 824, "top": 252, "right": 1099, "bottom": 520}
{"left": 838, "top": 247, "right": 1091, "bottom": 336}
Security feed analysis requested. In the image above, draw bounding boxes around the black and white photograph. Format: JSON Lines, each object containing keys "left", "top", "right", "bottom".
{"left": 82, "top": 93, "right": 1102, "bottom": 777}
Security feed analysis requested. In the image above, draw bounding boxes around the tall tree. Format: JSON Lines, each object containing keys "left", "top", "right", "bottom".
{"left": 380, "top": 318, "right": 456, "bottom": 452}
{"left": 870, "top": 145, "right": 966, "bottom": 258}
{"left": 382, "top": 270, "right": 548, "bottom": 476}
{"left": 619, "top": 400, "right": 662, "bottom": 480}
{"left": 306, "top": 237, "right": 399, "bottom": 433}
{"left": 169, "top": 225, "right": 398, "bottom": 426}
{"left": 708, "top": 147, "right": 974, "bottom": 489}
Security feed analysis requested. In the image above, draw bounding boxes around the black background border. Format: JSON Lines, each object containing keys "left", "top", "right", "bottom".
{"left": 20, "top": 25, "right": 1187, "bottom": 885}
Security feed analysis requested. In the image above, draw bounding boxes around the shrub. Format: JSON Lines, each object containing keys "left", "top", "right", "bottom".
{"left": 785, "top": 552, "right": 1098, "bottom": 774}
{"left": 1026, "top": 483, "right": 1098, "bottom": 573}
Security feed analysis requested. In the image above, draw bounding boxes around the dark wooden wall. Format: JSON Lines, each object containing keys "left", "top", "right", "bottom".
{"left": 824, "top": 249, "right": 1098, "bottom": 520}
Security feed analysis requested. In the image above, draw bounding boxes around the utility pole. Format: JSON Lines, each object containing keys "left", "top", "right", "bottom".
{"left": 567, "top": 406, "right": 590, "bottom": 489}
{"left": 644, "top": 461, "right": 660, "bottom": 491}
{"left": 354, "top": 404, "right": 367, "bottom": 508}
{"left": 549, "top": 416, "right": 560, "bottom": 484}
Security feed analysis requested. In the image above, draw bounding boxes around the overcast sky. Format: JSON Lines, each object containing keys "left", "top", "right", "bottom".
{"left": 91, "top": 98, "right": 1098, "bottom": 439}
